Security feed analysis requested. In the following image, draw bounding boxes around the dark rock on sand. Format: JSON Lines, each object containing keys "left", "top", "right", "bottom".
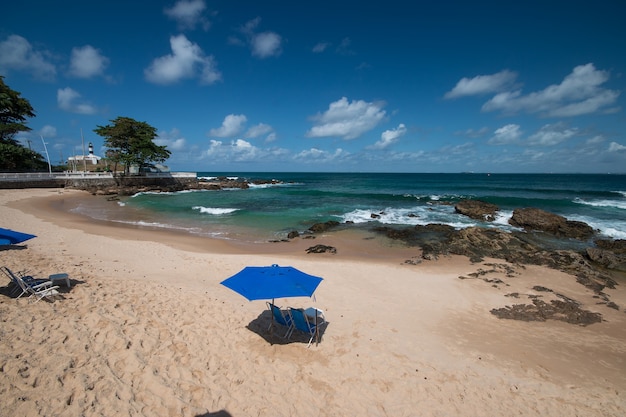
{"left": 306, "top": 244, "right": 337, "bottom": 254}
{"left": 490, "top": 297, "right": 603, "bottom": 326}
{"left": 308, "top": 221, "right": 340, "bottom": 233}
{"left": 455, "top": 200, "right": 499, "bottom": 221}
{"left": 509, "top": 207, "right": 595, "bottom": 239}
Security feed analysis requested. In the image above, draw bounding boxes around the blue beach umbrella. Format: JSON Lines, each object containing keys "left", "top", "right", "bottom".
{"left": 220, "top": 264, "right": 323, "bottom": 302}
{"left": 0, "top": 227, "right": 37, "bottom": 245}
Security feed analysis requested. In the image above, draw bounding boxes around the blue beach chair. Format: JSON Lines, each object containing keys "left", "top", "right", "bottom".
{"left": 289, "top": 307, "right": 323, "bottom": 348}
{"left": 267, "top": 302, "right": 294, "bottom": 338}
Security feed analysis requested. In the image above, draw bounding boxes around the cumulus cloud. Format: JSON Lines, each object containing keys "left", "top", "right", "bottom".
{"left": 232, "top": 17, "right": 282, "bottom": 59}
{"left": 251, "top": 32, "right": 282, "bottom": 58}
{"left": 312, "top": 42, "right": 330, "bottom": 53}
{"left": 204, "top": 138, "right": 264, "bottom": 162}
{"left": 294, "top": 148, "right": 349, "bottom": 163}
{"left": 482, "top": 63, "right": 620, "bottom": 117}
{"left": 307, "top": 97, "right": 387, "bottom": 140}
{"left": 445, "top": 70, "right": 517, "bottom": 99}
{"left": 209, "top": 114, "right": 247, "bottom": 137}
{"left": 155, "top": 128, "right": 187, "bottom": 151}
{"left": 144, "top": 34, "right": 221, "bottom": 85}
{"left": 369, "top": 124, "right": 407, "bottom": 149}
{"left": 586, "top": 135, "right": 604, "bottom": 145}
{"left": 57, "top": 87, "right": 97, "bottom": 114}
{"left": 39, "top": 125, "right": 57, "bottom": 138}
{"left": 69, "top": 45, "right": 109, "bottom": 78}
{"left": 0, "top": 35, "right": 56, "bottom": 80}
{"left": 608, "top": 142, "right": 626, "bottom": 152}
{"left": 527, "top": 123, "right": 578, "bottom": 146}
{"left": 245, "top": 123, "right": 273, "bottom": 139}
{"left": 488, "top": 124, "right": 523, "bottom": 145}
{"left": 455, "top": 127, "right": 490, "bottom": 138}
{"left": 164, "top": 0, "right": 211, "bottom": 30}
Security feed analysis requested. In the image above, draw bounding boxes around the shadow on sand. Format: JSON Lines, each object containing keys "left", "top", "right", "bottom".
{"left": 246, "top": 309, "right": 329, "bottom": 346}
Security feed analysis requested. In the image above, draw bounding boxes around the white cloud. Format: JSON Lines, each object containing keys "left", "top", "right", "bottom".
{"left": 144, "top": 34, "right": 221, "bottom": 85}
{"left": 294, "top": 148, "right": 348, "bottom": 163}
{"left": 39, "top": 125, "right": 57, "bottom": 138}
{"left": 69, "top": 45, "right": 109, "bottom": 78}
{"left": 155, "top": 128, "right": 187, "bottom": 151}
{"left": 312, "top": 42, "right": 330, "bottom": 53}
{"left": 231, "top": 139, "right": 261, "bottom": 159}
{"left": 209, "top": 114, "right": 247, "bottom": 137}
{"left": 488, "top": 124, "right": 522, "bottom": 145}
{"left": 57, "top": 87, "right": 97, "bottom": 114}
{"left": 0, "top": 35, "right": 56, "bottom": 80}
{"left": 586, "top": 135, "right": 604, "bottom": 145}
{"left": 245, "top": 123, "right": 273, "bottom": 139}
{"left": 233, "top": 17, "right": 282, "bottom": 59}
{"left": 251, "top": 32, "right": 282, "bottom": 58}
{"left": 307, "top": 97, "right": 387, "bottom": 140}
{"left": 527, "top": 123, "right": 578, "bottom": 146}
{"left": 370, "top": 123, "right": 407, "bottom": 149}
{"left": 456, "top": 127, "right": 490, "bottom": 138}
{"left": 482, "top": 63, "right": 620, "bottom": 117}
{"left": 164, "top": 0, "right": 210, "bottom": 30}
{"left": 444, "top": 70, "right": 517, "bottom": 99}
{"left": 608, "top": 142, "right": 626, "bottom": 152}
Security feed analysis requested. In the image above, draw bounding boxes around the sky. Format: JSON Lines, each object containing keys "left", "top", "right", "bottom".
{"left": 1, "top": 0, "right": 625, "bottom": 173}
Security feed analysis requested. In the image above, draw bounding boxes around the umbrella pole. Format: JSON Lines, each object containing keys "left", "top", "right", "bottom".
{"left": 270, "top": 298, "right": 275, "bottom": 343}
{"left": 315, "top": 309, "right": 319, "bottom": 346}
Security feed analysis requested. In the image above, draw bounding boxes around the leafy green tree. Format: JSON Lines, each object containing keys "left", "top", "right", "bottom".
{"left": 94, "top": 116, "right": 171, "bottom": 174}
{"left": 0, "top": 76, "right": 48, "bottom": 171}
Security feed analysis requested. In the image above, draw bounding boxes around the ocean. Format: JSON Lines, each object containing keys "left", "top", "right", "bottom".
{"left": 71, "top": 172, "right": 626, "bottom": 243}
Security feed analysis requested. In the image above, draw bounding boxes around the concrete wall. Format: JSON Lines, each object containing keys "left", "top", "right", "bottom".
{"left": 0, "top": 172, "right": 198, "bottom": 190}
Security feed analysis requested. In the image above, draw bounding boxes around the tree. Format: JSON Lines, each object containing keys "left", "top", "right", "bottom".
{"left": 0, "top": 76, "right": 48, "bottom": 171}
{"left": 94, "top": 116, "right": 171, "bottom": 174}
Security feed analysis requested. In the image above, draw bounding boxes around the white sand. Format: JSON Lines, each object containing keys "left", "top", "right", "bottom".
{"left": 1, "top": 188, "right": 625, "bottom": 416}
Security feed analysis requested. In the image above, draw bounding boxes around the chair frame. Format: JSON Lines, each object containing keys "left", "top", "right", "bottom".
{"left": 289, "top": 307, "right": 324, "bottom": 348}
{"left": 267, "top": 302, "right": 295, "bottom": 338}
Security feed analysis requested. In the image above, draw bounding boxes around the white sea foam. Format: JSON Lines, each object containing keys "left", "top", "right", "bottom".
{"left": 574, "top": 197, "right": 626, "bottom": 210}
{"left": 568, "top": 214, "right": 626, "bottom": 240}
{"left": 192, "top": 206, "right": 239, "bottom": 215}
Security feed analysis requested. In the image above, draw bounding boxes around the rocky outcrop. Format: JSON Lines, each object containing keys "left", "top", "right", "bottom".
{"left": 455, "top": 200, "right": 499, "bottom": 221}
{"left": 308, "top": 221, "right": 340, "bottom": 233}
{"left": 509, "top": 207, "right": 595, "bottom": 239}
{"left": 586, "top": 239, "right": 626, "bottom": 272}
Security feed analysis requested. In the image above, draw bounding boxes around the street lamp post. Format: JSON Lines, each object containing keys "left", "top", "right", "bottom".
{"left": 40, "top": 135, "right": 52, "bottom": 175}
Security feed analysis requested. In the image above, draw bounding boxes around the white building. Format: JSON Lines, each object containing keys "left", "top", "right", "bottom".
{"left": 68, "top": 142, "right": 102, "bottom": 166}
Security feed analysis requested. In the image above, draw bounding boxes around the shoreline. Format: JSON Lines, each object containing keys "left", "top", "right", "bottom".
{"left": 2, "top": 189, "right": 625, "bottom": 416}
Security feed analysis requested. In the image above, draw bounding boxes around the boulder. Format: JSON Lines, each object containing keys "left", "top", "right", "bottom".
{"left": 509, "top": 208, "right": 594, "bottom": 239}
{"left": 308, "top": 220, "right": 340, "bottom": 233}
{"left": 306, "top": 244, "right": 337, "bottom": 254}
{"left": 586, "top": 247, "right": 626, "bottom": 272}
{"left": 455, "top": 200, "right": 499, "bottom": 221}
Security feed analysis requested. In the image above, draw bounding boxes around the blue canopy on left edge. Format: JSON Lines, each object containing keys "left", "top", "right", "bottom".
{"left": 0, "top": 227, "right": 37, "bottom": 245}
{"left": 220, "top": 264, "right": 323, "bottom": 301}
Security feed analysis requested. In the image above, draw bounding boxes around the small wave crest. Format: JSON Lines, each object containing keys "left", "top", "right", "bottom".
{"left": 192, "top": 206, "right": 239, "bottom": 215}
{"left": 574, "top": 197, "right": 626, "bottom": 210}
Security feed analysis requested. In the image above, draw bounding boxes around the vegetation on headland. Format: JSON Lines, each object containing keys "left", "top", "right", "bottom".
{"left": 0, "top": 76, "right": 49, "bottom": 172}
{"left": 0, "top": 77, "right": 170, "bottom": 174}
{"left": 94, "top": 117, "right": 171, "bottom": 175}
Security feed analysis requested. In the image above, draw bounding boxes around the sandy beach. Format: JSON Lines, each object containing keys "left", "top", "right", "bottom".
{"left": 1, "top": 188, "right": 625, "bottom": 417}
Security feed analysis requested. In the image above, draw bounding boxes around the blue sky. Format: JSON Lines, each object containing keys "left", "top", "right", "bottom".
{"left": 2, "top": 0, "right": 625, "bottom": 173}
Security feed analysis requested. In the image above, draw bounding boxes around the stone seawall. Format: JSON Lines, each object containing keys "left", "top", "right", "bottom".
{"left": 0, "top": 173, "right": 198, "bottom": 191}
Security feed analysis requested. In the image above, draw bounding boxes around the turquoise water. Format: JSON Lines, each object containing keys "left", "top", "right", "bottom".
{"left": 73, "top": 172, "right": 626, "bottom": 242}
